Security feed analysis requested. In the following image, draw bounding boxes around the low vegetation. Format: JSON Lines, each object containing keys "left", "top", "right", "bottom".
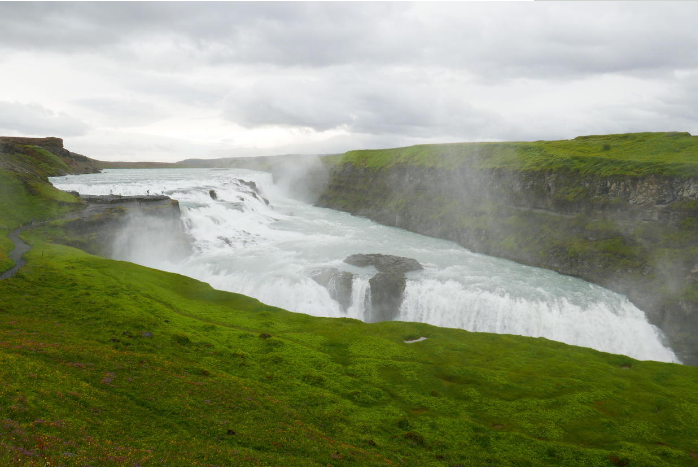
{"left": 341, "top": 132, "right": 698, "bottom": 176}
{"left": 0, "top": 144, "right": 83, "bottom": 270}
{"left": 2, "top": 144, "right": 698, "bottom": 466}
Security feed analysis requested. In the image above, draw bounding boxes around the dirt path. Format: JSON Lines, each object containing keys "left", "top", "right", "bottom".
{"left": 0, "top": 225, "right": 32, "bottom": 279}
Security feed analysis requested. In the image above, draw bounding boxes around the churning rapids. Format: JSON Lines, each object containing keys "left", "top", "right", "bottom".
{"left": 51, "top": 168, "right": 679, "bottom": 363}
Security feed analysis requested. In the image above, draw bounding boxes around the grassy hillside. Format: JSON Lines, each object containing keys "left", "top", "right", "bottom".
{"left": 3, "top": 234, "right": 698, "bottom": 467}
{"left": 0, "top": 144, "right": 83, "bottom": 271}
{"left": 2, "top": 146, "right": 698, "bottom": 466}
{"left": 341, "top": 132, "right": 698, "bottom": 176}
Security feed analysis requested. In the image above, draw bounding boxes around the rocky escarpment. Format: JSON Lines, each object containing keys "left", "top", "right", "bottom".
{"left": 0, "top": 136, "right": 101, "bottom": 175}
{"left": 317, "top": 154, "right": 698, "bottom": 365}
{"left": 312, "top": 253, "right": 423, "bottom": 322}
{"left": 60, "top": 194, "right": 192, "bottom": 263}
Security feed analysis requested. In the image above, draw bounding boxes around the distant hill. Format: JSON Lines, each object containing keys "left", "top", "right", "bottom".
{"left": 96, "top": 160, "right": 183, "bottom": 169}
{"left": 98, "top": 153, "right": 332, "bottom": 172}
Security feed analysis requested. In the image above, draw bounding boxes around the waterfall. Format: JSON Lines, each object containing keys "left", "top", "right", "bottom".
{"left": 51, "top": 168, "right": 680, "bottom": 363}
{"left": 346, "top": 276, "right": 372, "bottom": 321}
{"left": 399, "top": 279, "right": 676, "bottom": 362}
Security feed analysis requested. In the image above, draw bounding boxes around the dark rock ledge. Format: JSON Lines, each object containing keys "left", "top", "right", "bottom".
{"left": 312, "top": 253, "right": 423, "bottom": 322}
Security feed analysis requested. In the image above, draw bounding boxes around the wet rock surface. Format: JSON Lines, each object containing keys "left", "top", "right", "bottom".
{"left": 344, "top": 254, "right": 423, "bottom": 274}
{"left": 311, "top": 267, "right": 354, "bottom": 312}
{"left": 348, "top": 254, "right": 423, "bottom": 322}
{"left": 61, "top": 193, "right": 192, "bottom": 262}
{"left": 310, "top": 254, "right": 423, "bottom": 322}
{"left": 366, "top": 272, "right": 407, "bottom": 322}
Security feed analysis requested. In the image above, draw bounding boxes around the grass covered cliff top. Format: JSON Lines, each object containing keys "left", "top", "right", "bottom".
{"left": 0, "top": 143, "right": 84, "bottom": 271}
{"left": 340, "top": 132, "right": 698, "bottom": 176}
{"left": 3, "top": 143, "right": 698, "bottom": 466}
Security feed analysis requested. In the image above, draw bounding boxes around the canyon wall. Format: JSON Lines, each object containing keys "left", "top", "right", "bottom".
{"left": 317, "top": 140, "right": 698, "bottom": 365}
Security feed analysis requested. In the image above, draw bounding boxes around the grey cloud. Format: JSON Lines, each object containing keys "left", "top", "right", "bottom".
{"left": 0, "top": 101, "right": 90, "bottom": 137}
{"left": 2, "top": 3, "right": 698, "bottom": 79}
{"left": 650, "top": 75, "right": 698, "bottom": 124}
{"left": 2, "top": 2, "right": 698, "bottom": 162}
{"left": 223, "top": 77, "right": 350, "bottom": 131}
{"left": 223, "top": 68, "right": 506, "bottom": 139}
{"left": 67, "top": 129, "right": 213, "bottom": 162}
{"left": 72, "top": 97, "right": 169, "bottom": 126}
{"left": 125, "top": 77, "right": 225, "bottom": 107}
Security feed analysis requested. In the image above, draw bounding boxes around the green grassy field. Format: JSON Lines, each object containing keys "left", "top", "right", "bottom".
{"left": 2, "top": 144, "right": 698, "bottom": 466}
{"left": 340, "top": 132, "right": 698, "bottom": 176}
{"left": 0, "top": 173, "right": 80, "bottom": 272}
{"left": 0, "top": 144, "right": 85, "bottom": 270}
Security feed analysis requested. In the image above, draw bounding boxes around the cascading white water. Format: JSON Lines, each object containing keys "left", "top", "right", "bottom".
{"left": 346, "top": 276, "right": 372, "bottom": 321}
{"left": 399, "top": 279, "right": 673, "bottom": 361}
{"left": 51, "top": 168, "right": 679, "bottom": 363}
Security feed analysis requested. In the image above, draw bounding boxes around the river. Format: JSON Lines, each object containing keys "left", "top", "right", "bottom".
{"left": 51, "top": 168, "right": 679, "bottom": 363}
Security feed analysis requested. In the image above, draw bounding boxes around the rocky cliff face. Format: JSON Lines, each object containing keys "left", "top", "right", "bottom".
{"left": 0, "top": 136, "right": 101, "bottom": 176}
{"left": 318, "top": 162, "right": 698, "bottom": 365}
{"left": 61, "top": 194, "right": 192, "bottom": 264}
{"left": 312, "top": 254, "right": 423, "bottom": 322}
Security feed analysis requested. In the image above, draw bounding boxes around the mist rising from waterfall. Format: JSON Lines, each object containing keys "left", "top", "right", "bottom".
{"left": 51, "top": 168, "right": 679, "bottom": 363}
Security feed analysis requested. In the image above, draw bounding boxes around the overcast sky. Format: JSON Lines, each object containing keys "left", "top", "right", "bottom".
{"left": 1, "top": 2, "right": 698, "bottom": 162}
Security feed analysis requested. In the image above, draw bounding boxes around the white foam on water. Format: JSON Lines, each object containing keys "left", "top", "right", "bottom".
{"left": 51, "top": 168, "right": 680, "bottom": 363}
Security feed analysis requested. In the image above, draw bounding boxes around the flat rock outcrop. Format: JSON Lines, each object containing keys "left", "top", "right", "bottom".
{"left": 345, "top": 254, "right": 422, "bottom": 322}
{"left": 79, "top": 194, "right": 172, "bottom": 204}
{"left": 344, "top": 253, "right": 423, "bottom": 274}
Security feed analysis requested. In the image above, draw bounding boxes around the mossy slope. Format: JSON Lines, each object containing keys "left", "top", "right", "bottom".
{"left": 0, "top": 143, "right": 83, "bottom": 271}
{"left": 2, "top": 141, "right": 698, "bottom": 466}
{"left": 3, "top": 236, "right": 698, "bottom": 466}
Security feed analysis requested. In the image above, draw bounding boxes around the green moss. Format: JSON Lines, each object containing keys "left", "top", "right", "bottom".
{"left": 554, "top": 185, "right": 588, "bottom": 202}
{"left": 0, "top": 145, "right": 72, "bottom": 178}
{"left": 0, "top": 228, "right": 12, "bottom": 271}
{"left": 0, "top": 170, "right": 81, "bottom": 272}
